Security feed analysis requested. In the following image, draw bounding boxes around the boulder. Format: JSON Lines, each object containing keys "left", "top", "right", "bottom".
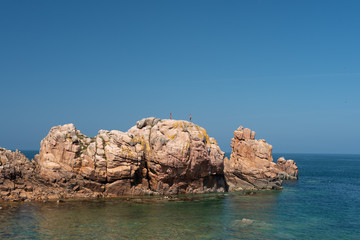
{"left": 276, "top": 157, "right": 299, "bottom": 180}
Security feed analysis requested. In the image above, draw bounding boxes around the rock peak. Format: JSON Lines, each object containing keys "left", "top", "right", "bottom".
{"left": 234, "top": 126, "right": 256, "bottom": 140}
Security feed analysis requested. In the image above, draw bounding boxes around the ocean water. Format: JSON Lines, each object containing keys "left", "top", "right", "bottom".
{"left": 1, "top": 152, "right": 359, "bottom": 239}
{"left": 21, "top": 150, "right": 39, "bottom": 160}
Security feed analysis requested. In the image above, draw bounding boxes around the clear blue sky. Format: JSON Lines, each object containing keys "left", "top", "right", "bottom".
{"left": 1, "top": 0, "right": 359, "bottom": 154}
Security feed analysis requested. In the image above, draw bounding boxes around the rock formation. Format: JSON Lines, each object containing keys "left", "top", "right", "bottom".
{"left": 0, "top": 148, "right": 37, "bottom": 201}
{"left": 276, "top": 157, "right": 298, "bottom": 180}
{"left": 37, "top": 118, "right": 226, "bottom": 197}
{"left": 224, "top": 126, "right": 298, "bottom": 191}
{"left": 0, "top": 147, "right": 107, "bottom": 201}
{"left": 0, "top": 118, "right": 298, "bottom": 201}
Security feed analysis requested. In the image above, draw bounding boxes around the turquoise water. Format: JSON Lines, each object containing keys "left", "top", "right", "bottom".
{"left": 1, "top": 152, "right": 359, "bottom": 239}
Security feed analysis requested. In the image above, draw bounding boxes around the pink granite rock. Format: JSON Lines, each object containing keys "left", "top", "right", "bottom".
{"left": 224, "top": 126, "right": 298, "bottom": 191}
{"left": 37, "top": 118, "right": 226, "bottom": 196}
{"left": 276, "top": 157, "right": 299, "bottom": 180}
{"left": 0, "top": 119, "right": 299, "bottom": 202}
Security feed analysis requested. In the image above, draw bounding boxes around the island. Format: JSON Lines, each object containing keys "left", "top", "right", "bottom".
{"left": 0, "top": 117, "right": 298, "bottom": 201}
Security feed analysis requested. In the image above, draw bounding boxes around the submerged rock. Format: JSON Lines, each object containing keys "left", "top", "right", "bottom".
{"left": 231, "top": 218, "right": 255, "bottom": 230}
{"left": 241, "top": 218, "right": 255, "bottom": 225}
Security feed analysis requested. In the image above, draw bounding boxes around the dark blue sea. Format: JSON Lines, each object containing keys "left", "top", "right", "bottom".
{"left": 1, "top": 152, "right": 359, "bottom": 239}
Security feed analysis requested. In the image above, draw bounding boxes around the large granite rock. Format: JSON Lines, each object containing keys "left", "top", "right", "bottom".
{"left": 37, "top": 118, "right": 226, "bottom": 197}
{"left": 0, "top": 119, "right": 298, "bottom": 201}
{"left": 224, "top": 126, "right": 298, "bottom": 191}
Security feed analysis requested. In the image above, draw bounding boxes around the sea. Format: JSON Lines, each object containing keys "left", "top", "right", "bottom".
{"left": 0, "top": 151, "right": 359, "bottom": 239}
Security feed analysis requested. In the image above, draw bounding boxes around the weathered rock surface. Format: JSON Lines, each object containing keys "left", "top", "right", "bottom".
{"left": 276, "top": 157, "right": 299, "bottom": 180}
{"left": 224, "top": 126, "right": 298, "bottom": 191}
{"left": 0, "top": 118, "right": 298, "bottom": 201}
{"left": 0, "top": 148, "right": 37, "bottom": 201}
{"left": 0, "top": 147, "right": 108, "bottom": 201}
{"left": 37, "top": 118, "right": 226, "bottom": 197}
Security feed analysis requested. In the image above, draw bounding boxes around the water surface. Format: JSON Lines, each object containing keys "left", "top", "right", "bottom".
{"left": 1, "top": 153, "right": 359, "bottom": 239}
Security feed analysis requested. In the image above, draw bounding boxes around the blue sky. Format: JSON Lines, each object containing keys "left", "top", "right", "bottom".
{"left": 1, "top": 0, "right": 359, "bottom": 153}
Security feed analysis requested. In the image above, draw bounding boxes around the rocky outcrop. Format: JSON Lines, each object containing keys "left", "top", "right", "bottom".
{"left": 37, "top": 118, "right": 226, "bottom": 197}
{"left": 0, "top": 148, "right": 37, "bottom": 201}
{"left": 224, "top": 126, "right": 298, "bottom": 191}
{"left": 276, "top": 157, "right": 298, "bottom": 180}
{"left": 0, "top": 118, "right": 298, "bottom": 201}
{"left": 0, "top": 147, "right": 108, "bottom": 201}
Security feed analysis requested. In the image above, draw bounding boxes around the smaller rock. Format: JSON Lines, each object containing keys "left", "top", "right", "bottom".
{"left": 136, "top": 117, "right": 160, "bottom": 129}
{"left": 250, "top": 131, "right": 256, "bottom": 140}
{"left": 136, "top": 119, "right": 147, "bottom": 129}
{"left": 276, "top": 157, "right": 298, "bottom": 180}
{"left": 237, "top": 126, "right": 244, "bottom": 131}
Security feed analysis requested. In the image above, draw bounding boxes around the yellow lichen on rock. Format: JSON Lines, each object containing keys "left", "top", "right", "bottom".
{"left": 172, "top": 122, "right": 182, "bottom": 128}
{"left": 198, "top": 128, "right": 210, "bottom": 144}
{"left": 131, "top": 135, "right": 151, "bottom": 153}
{"left": 209, "top": 137, "right": 217, "bottom": 145}
{"left": 184, "top": 140, "right": 190, "bottom": 151}
{"left": 166, "top": 134, "right": 176, "bottom": 140}
{"left": 130, "top": 136, "right": 142, "bottom": 145}
{"left": 145, "top": 140, "right": 151, "bottom": 153}
{"left": 172, "top": 121, "right": 193, "bottom": 131}
{"left": 120, "top": 145, "right": 136, "bottom": 158}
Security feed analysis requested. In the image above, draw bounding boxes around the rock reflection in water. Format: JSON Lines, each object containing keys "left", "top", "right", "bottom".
{"left": 0, "top": 192, "right": 281, "bottom": 239}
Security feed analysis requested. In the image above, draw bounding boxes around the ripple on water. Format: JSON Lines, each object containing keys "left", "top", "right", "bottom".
{"left": 1, "top": 154, "right": 360, "bottom": 239}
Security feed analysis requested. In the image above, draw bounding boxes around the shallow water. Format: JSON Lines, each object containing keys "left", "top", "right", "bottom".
{"left": 1, "top": 153, "right": 359, "bottom": 239}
